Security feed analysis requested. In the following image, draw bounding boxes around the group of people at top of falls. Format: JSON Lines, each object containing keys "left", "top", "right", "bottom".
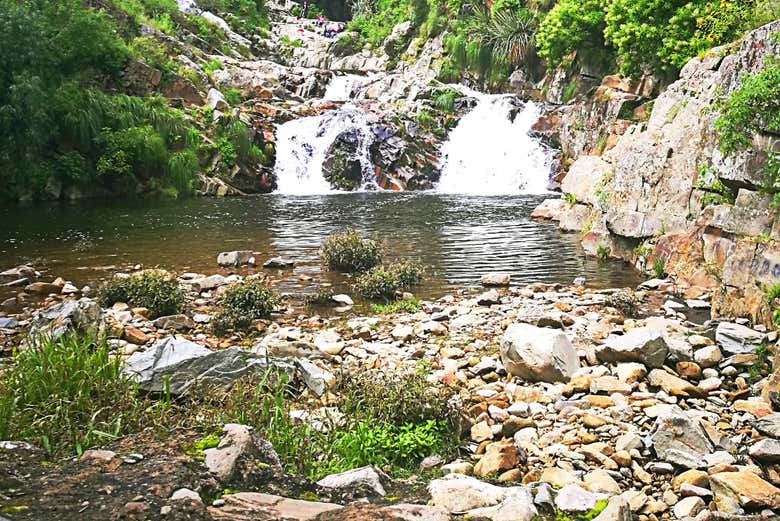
{"left": 295, "top": 1, "right": 345, "bottom": 38}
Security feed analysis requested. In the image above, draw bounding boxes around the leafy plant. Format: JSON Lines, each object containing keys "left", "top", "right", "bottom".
{"left": 695, "top": 164, "right": 736, "bottom": 206}
{"left": 321, "top": 229, "right": 382, "bottom": 273}
{"left": 535, "top": 0, "right": 611, "bottom": 71}
{"left": 652, "top": 257, "right": 666, "bottom": 278}
{"left": 371, "top": 298, "right": 422, "bottom": 314}
{"left": 596, "top": 243, "right": 610, "bottom": 261}
{"left": 355, "top": 261, "right": 424, "bottom": 300}
{"left": 212, "top": 279, "right": 279, "bottom": 334}
{"left": 433, "top": 90, "right": 458, "bottom": 113}
{"left": 564, "top": 192, "right": 577, "bottom": 206}
{"left": 98, "top": 269, "right": 184, "bottom": 317}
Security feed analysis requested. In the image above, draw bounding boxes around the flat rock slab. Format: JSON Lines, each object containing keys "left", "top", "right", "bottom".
{"left": 716, "top": 322, "right": 765, "bottom": 354}
{"left": 209, "top": 492, "right": 341, "bottom": 520}
{"left": 596, "top": 327, "right": 669, "bottom": 368}
{"left": 122, "top": 336, "right": 294, "bottom": 394}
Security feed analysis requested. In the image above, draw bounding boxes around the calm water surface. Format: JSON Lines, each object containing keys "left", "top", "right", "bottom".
{"left": 0, "top": 193, "right": 641, "bottom": 300}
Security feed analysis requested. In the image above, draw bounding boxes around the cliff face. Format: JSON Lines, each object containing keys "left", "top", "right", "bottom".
{"left": 535, "top": 20, "right": 780, "bottom": 324}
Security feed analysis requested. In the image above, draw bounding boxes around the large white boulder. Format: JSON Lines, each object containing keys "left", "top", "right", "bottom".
{"left": 500, "top": 323, "right": 579, "bottom": 383}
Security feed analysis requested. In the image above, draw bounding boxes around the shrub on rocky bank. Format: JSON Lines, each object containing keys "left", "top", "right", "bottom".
{"left": 98, "top": 270, "right": 184, "bottom": 317}
{"left": 212, "top": 279, "right": 279, "bottom": 334}
{"left": 355, "top": 261, "right": 423, "bottom": 300}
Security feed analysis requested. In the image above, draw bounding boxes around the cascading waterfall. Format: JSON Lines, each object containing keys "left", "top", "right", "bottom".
{"left": 323, "top": 74, "right": 367, "bottom": 102}
{"left": 274, "top": 107, "right": 377, "bottom": 195}
{"left": 436, "top": 94, "right": 553, "bottom": 195}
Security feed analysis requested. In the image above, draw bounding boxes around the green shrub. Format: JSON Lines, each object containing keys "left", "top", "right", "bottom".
{"left": 0, "top": 332, "right": 144, "bottom": 457}
{"left": 535, "top": 0, "right": 611, "bottom": 71}
{"left": 355, "top": 261, "right": 423, "bottom": 300}
{"left": 321, "top": 229, "right": 382, "bottom": 273}
{"left": 433, "top": 90, "right": 458, "bottom": 113}
{"left": 98, "top": 270, "right": 184, "bottom": 317}
{"left": 223, "top": 87, "right": 243, "bottom": 105}
{"left": 371, "top": 298, "right": 422, "bottom": 314}
{"left": 212, "top": 279, "right": 279, "bottom": 334}
{"left": 203, "top": 58, "right": 223, "bottom": 76}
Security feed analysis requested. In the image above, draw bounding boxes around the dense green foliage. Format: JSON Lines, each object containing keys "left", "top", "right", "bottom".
{"left": 0, "top": 333, "right": 142, "bottom": 456}
{"left": 98, "top": 270, "right": 185, "bottom": 317}
{"left": 321, "top": 229, "right": 383, "bottom": 273}
{"left": 355, "top": 261, "right": 423, "bottom": 300}
{"left": 371, "top": 298, "right": 422, "bottom": 313}
{"left": 212, "top": 279, "right": 279, "bottom": 334}
{"left": 535, "top": 0, "right": 610, "bottom": 72}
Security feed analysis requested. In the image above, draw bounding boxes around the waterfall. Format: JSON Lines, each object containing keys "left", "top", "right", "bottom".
{"left": 436, "top": 94, "right": 552, "bottom": 195}
{"left": 274, "top": 107, "right": 378, "bottom": 195}
{"left": 323, "top": 74, "right": 367, "bottom": 102}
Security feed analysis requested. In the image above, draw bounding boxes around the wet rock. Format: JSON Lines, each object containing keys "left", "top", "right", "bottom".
{"left": 715, "top": 322, "right": 765, "bottom": 355}
{"left": 331, "top": 294, "right": 353, "bottom": 306}
{"left": 316, "top": 466, "right": 387, "bottom": 497}
{"left": 650, "top": 406, "right": 714, "bottom": 468}
{"left": 710, "top": 471, "right": 780, "bottom": 513}
{"left": 217, "top": 251, "right": 255, "bottom": 267}
{"left": 263, "top": 257, "right": 294, "bottom": 269}
{"left": 428, "top": 474, "right": 509, "bottom": 512}
{"left": 500, "top": 323, "right": 579, "bottom": 383}
{"left": 595, "top": 327, "right": 669, "bottom": 368}
{"left": 24, "top": 281, "right": 62, "bottom": 295}
{"left": 123, "top": 337, "right": 294, "bottom": 394}
{"left": 531, "top": 199, "right": 567, "bottom": 220}
{"left": 481, "top": 274, "right": 511, "bottom": 287}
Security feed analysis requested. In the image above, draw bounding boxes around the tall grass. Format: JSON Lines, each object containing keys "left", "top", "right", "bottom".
{"left": 0, "top": 332, "right": 143, "bottom": 457}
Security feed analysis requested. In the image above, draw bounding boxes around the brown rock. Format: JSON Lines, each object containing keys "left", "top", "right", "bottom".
{"left": 25, "top": 282, "right": 62, "bottom": 295}
{"left": 675, "top": 361, "right": 702, "bottom": 380}
{"left": 672, "top": 469, "right": 709, "bottom": 491}
{"left": 733, "top": 399, "right": 773, "bottom": 418}
{"left": 474, "top": 439, "right": 521, "bottom": 477}
{"left": 710, "top": 471, "right": 780, "bottom": 512}
{"left": 648, "top": 369, "right": 701, "bottom": 397}
{"left": 124, "top": 327, "right": 150, "bottom": 345}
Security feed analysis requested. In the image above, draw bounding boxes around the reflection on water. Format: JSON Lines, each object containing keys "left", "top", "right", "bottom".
{"left": 0, "top": 193, "right": 641, "bottom": 298}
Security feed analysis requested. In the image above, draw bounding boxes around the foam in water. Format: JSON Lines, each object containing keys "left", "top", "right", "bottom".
{"left": 274, "top": 107, "right": 377, "bottom": 195}
{"left": 323, "top": 74, "right": 367, "bottom": 102}
{"left": 437, "top": 94, "right": 552, "bottom": 195}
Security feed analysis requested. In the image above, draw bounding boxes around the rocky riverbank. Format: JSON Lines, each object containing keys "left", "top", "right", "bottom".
{"left": 2, "top": 257, "right": 780, "bottom": 520}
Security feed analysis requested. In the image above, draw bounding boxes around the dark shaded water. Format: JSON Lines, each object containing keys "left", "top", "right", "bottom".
{"left": 0, "top": 193, "right": 641, "bottom": 299}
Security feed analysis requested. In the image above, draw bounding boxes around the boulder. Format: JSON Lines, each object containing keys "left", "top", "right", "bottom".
{"left": 206, "top": 88, "right": 228, "bottom": 110}
{"left": 28, "top": 297, "right": 102, "bottom": 340}
{"left": 317, "top": 466, "right": 387, "bottom": 497}
{"left": 650, "top": 406, "right": 714, "bottom": 468}
{"left": 500, "top": 323, "right": 579, "bottom": 383}
{"left": 595, "top": 327, "right": 669, "bottom": 368}
{"left": 554, "top": 484, "right": 607, "bottom": 514}
{"left": 715, "top": 322, "right": 765, "bottom": 354}
{"left": 749, "top": 438, "right": 780, "bottom": 463}
{"left": 531, "top": 199, "right": 567, "bottom": 220}
{"left": 217, "top": 251, "right": 255, "bottom": 267}
{"left": 673, "top": 496, "right": 705, "bottom": 518}
{"left": 592, "top": 495, "right": 631, "bottom": 521}
{"left": 710, "top": 471, "right": 780, "bottom": 514}
{"left": 464, "top": 486, "right": 537, "bottom": 521}
{"left": 25, "top": 282, "right": 62, "bottom": 295}
{"left": 477, "top": 290, "right": 501, "bottom": 306}
{"left": 204, "top": 424, "right": 282, "bottom": 483}
{"left": 474, "top": 439, "right": 521, "bottom": 477}
{"left": 754, "top": 413, "right": 780, "bottom": 438}
{"left": 153, "top": 314, "right": 194, "bottom": 330}
{"left": 296, "top": 359, "right": 335, "bottom": 397}
{"left": 428, "top": 474, "right": 509, "bottom": 513}
{"left": 647, "top": 368, "right": 701, "bottom": 397}
{"left": 561, "top": 156, "right": 612, "bottom": 207}
{"left": 191, "top": 274, "right": 227, "bottom": 291}
{"left": 122, "top": 337, "right": 294, "bottom": 394}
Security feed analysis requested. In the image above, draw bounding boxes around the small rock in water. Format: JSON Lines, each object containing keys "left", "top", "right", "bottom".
{"left": 573, "top": 277, "right": 586, "bottom": 286}
{"left": 331, "top": 294, "right": 353, "bottom": 306}
{"left": 217, "top": 250, "right": 255, "bottom": 267}
{"left": 263, "top": 257, "right": 294, "bottom": 269}
{"left": 481, "top": 273, "right": 511, "bottom": 286}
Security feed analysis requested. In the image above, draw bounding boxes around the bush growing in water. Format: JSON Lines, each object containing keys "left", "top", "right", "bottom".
{"left": 321, "top": 229, "right": 382, "bottom": 273}
{"left": 98, "top": 270, "right": 184, "bottom": 317}
{"left": 212, "top": 279, "right": 279, "bottom": 334}
{"left": 355, "top": 261, "right": 423, "bottom": 300}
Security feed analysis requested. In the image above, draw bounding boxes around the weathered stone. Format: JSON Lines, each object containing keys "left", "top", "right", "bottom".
{"left": 29, "top": 297, "right": 102, "bottom": 339}
{"left": 595, "top": 327, "right": 669, "bottom": 368}
{"left": 754, "top": 413, "right": 780, "bottom": 438}
{"left": 584, "top": 469, "right": 621, "bottom": 495}
{"left": 710, "top": 471, "right": 780, "bottom": 513}
{"left": 124, "top": 326, "right": 150, "bottom": 345}
{"left": 673, "top": 496, "right": 704, "bottom": 518}
{"left": 647, "top": 368, "right": 700, "bottom": 397}
{"left": 464, "top": 487, "right": 537, "bottom": 521}
{"left": 317, "top": 466, "right": 387, "bottom": 497}
{"left": 428, "top": 474, "right": 509, "bottom": 512}
{"left": 531, "top": 199, "right": 567, "bottom": 220}
{"left": 263, "top": 257, "right": 294, "bottom": 269}
{"left": 481, "top": 273, "right": 511, "bottom": 287}
{"left": 204, "top": 424, "right": 281, "bottom": 483}
{"left": 500, "top": 323, "right": 579, "bottom": 383}
{"left": 554, "top": 484, "right": 606, "bottom": 514}
{"left": 749, "top": 438, "right": 780, "bottom": 463}
{"left": 650, "top": 406, "right": 714, "bottom": 468}
{"left": 296, "top": 359, "right": 335, "bottom": 397}
{"left": 694, "top": 345, "right": 723, "bottom": 368}
{"left": 153, "top": 314, "right": 195, "bottom": 330}
{"left": 562, "top": 156, "right": 612, "bottom": 207}
{"left": 123, "top": 337, "right": 293, "bottom": 394}
{"left": 25, "top": 282, "right": 61, "bottom": 295}
{"left": 206, "top": 88, "right": 229, "bottom": 110}
{"left": 715, "top": 322, "right": 765, "bottom": 355}
{"left": 208, "top": 492, "right": 341, "bottom": 520}
{"left": 192, "top": 274, "right": 227, "bottom": 291}
{"left": 474, "top": 439, "right": 520, "bottom": 477}
{"left": 217, "top": 251, "right": 255, "bottom": 267}
{"left": 592, "top": 495, "right": 631, "bottom": 521}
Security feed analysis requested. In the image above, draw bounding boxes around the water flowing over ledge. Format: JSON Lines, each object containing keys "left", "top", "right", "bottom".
{"left": 272, "top": 79, "right": 555, "bottom": 196}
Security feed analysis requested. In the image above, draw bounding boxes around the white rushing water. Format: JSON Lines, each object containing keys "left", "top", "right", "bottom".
{"left": 274, "top": 107, "right": 377, "bottom": 195}
{"left": 436, "top": 94, "right": 552, "bottom": 195}
{"left": 323, "top": 74, "right": 367, "bottom": 102}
